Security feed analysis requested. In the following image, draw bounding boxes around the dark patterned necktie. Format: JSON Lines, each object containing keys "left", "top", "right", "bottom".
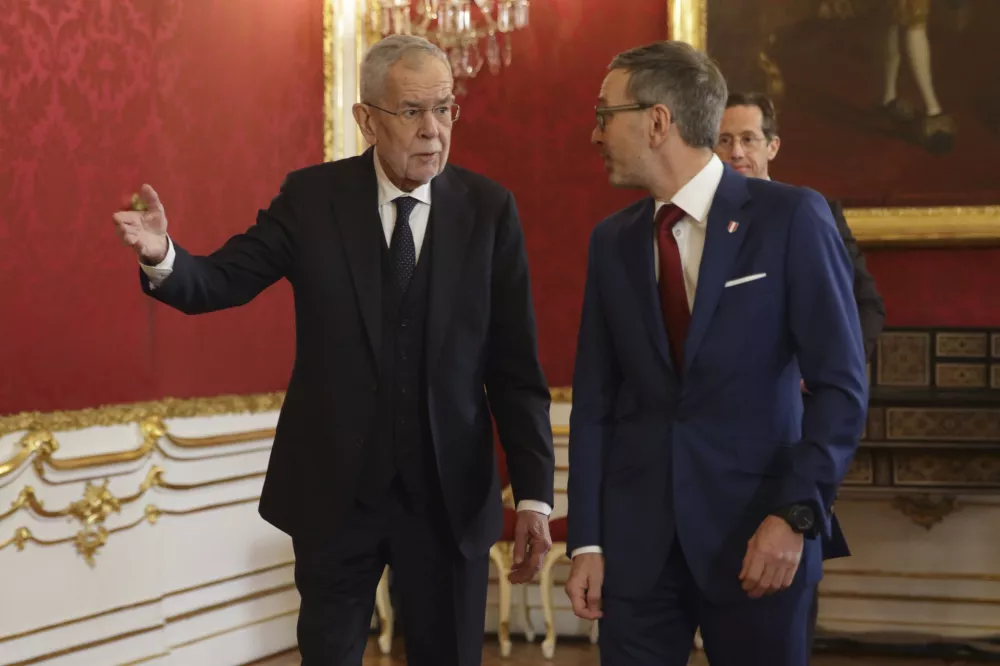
{"left": 390, "top": 196, "right": 418, "bottom": 293}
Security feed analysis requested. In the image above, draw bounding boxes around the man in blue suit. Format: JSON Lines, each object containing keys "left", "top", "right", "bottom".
{"left": 564, "top": 41, "right": 869, "bottom": 666}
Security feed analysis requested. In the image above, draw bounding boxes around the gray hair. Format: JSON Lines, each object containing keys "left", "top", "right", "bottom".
{"left": 609, "top": 41, "right": 728, "bottom": 149}
{"left": 360, "top": 35, "right": 452, "bottom": 104}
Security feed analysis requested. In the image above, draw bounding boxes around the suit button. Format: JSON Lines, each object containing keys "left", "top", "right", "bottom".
{"left": 355, "top": 438, "right": 365, "bottom": 448}
{"left": 401, "top": 319, "right": 409, "bottom": 328}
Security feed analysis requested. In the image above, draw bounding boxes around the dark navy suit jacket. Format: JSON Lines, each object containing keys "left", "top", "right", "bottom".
{"left": 566, "top": 164, "right": 869, "bottom": 602}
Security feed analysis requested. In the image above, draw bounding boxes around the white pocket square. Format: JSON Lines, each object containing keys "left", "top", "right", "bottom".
{"left": 724, "top": 273, "right": 767, "bottom": 288}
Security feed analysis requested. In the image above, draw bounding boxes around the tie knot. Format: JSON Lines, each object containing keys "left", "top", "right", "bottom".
{"left": 655, "top": 203, "right": 687, "bottom": 231}
{"left": 394, "top": 196, "right": 418, "bottom": 222}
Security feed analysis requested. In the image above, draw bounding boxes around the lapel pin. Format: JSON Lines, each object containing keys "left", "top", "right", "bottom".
{"left": 727, "top": 221, "right": 739, "bottom": 234}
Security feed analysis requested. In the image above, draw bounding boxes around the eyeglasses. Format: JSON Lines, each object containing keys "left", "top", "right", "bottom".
{"left": 594, "top": 103, "right": 653, "bottom": 131}
{"left": 365, "top": 103, "right": 461, "bottom": 126}
{"left": 716, "top": 134, "right": 768, "bottom": 152}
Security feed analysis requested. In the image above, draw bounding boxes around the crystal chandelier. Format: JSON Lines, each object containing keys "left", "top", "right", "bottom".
{"left": 368, "top": 1, "right": 532, "bottom": 94}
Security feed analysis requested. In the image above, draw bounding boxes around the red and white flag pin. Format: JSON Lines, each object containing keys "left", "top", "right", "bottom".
{"left": 727, "top": 221, "right": 740, "bottom": 234}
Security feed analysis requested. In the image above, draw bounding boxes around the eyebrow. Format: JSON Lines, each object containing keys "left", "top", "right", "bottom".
{"left": 399, "top": 96, "right": 454, "bottom": 108}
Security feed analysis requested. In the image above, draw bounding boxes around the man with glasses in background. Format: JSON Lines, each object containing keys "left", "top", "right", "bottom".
{"left": 716, "top": 91, "right": 886, "bottom": 656}
{"left": 112, "top": 34, "right": 555, "bottom": 666}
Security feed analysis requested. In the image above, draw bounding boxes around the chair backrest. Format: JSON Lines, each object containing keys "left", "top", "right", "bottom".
{"left": 550, "top": 401, "right": 571, "bottom": 520}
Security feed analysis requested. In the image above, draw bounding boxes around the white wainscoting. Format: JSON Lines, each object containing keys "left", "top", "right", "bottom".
{"left": 818, "top": 495, "right": 1000, "bottom": 643}
{"left": 4, "top": 396, "right": 994, "bottom": 665}
{"left": 0, "top": 408, "right": 298, "bottom": 666}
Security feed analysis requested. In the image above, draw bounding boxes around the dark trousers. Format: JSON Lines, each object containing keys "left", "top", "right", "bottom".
{"left": 600, "top": 539, "right": 814, "bottom": 666}
{"left": 292, "top": 479, "right": 489, "bottom": 666}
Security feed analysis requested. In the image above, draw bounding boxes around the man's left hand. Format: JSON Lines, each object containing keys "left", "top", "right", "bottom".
{"left": 508, "top": 510, "right": 552, "bottom": 584}
{"left": 739, "top": 515, "right": 803, "bottom": 598}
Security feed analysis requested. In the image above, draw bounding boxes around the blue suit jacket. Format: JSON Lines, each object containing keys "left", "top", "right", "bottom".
{"left": 567, "top": 165, "right": 868, "bottom": 602}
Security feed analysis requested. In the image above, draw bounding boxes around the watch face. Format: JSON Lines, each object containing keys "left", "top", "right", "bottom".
{"left": 791, "top": 506, "right": 814, "bottom": 530}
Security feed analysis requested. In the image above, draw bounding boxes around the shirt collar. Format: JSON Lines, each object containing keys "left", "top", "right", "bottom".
{"left": 653, "top": 153, "right": 724, "bottom": 227}
{"left": 373, "top": 149, "right": 432, "bottom": 208}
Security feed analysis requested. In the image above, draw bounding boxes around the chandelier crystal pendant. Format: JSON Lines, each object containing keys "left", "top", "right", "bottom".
{"left": 368, "top": 1, "right": 531, "bottom": 94}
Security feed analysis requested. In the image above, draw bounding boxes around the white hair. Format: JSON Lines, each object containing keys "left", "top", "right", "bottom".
{"left": 360, "top": 35, "right": 452, "bottom": 104}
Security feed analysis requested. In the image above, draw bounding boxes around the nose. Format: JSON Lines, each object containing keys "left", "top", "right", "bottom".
{"left": 729, "top": 142, "right": 745, "bottom": 159}
{"left": 418, "top": 110, "right": 440, "bottom": 138}
{"left": 591, "top": 126, "right": 603, "bottom": 145}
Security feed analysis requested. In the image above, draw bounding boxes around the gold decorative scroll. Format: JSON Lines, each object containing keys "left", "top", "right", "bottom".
{"left": 665, "top": 0, "right": 1000, "bottom": 245}
{"left": 0, "top": 466, "right": 266, "bottom": 525}
{"left": 0, "top": 414, "right": 277, "bottom": 483}
{"left": 0, "top": 392, "right": 284, "bottom": 439}
{"left": 0, "top": 496, "right": 260, "bottom": 566}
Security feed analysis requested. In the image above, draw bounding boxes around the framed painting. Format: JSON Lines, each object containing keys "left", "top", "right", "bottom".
{"left": 668, "top": 0, "right": 1000, "bottom": 245}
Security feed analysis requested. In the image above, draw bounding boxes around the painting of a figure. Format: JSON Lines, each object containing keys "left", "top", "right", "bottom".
{"left": 705, "top": 0, "right": 1000, "bottom": 208}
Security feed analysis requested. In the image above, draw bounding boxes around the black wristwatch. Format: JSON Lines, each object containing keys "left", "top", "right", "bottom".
{"left": 771, "top": 503, "right": 816, "bottom": 536}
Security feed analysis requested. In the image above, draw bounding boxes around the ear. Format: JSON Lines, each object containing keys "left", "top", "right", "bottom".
{"left": 648, "top": 103, "right": 672, "bottom": 146}
{"left": 353, "top": 103, "right": 377, "bottom": 146}
{"left": 767, "top": 135, "right": 781, "bottom": 161}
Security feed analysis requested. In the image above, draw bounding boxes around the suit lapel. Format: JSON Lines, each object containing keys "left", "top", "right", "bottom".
{"left": 684, "top": 166, "right": 751, "bottom": 372}
{"left": 332, "top": 149, "right": 383, "bottom": 363}
{"left": 619, "top": 199, "right": 673, "bottom": 373}
{"left": 426, "top": 167, "right": 475, "bottom": 372}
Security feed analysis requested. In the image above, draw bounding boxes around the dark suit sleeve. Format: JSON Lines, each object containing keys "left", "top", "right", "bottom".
{"left": 827, "top": 199, "right": 885, "bottom": 360}
{"left": 484, "top": 191, "right": 555, "bottom": 508}
{"left": 566, "top": 228, "right": 621, "bottom": 553}
{"left": 140, "top": 180, "right": 296, "bottom": 314}
{"left": 780, "top": 190, "right": 869, "bottom": 539}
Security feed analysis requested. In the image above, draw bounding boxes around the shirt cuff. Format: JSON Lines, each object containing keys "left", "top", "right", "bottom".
{"left": 515, "top": 500, "right": 552, "bottom": 516}
{"left": 570, "top": 546, "right": 603, "bottom": 558}
{"left": 139, "top": 237, "right": 175, "bottom": 289}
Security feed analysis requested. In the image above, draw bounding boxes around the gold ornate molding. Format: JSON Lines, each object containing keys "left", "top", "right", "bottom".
{"left": 550, "top": 387, "right": 572, "bottom": 403}
{"left": 0, "top": 496, "right": 260, "bottom": 566}
{"left": 0, "top": 392, "right": 284, "bottom": 439}
{"left": 322, "top": 0, "right": 337, "bottom": 162}
{"left": 890, "top": 494, "right": 960, "bottom": 530}
{"left": 667, "top": 0, "right": 706, "bottom": 51}
{"left": 0, "top": 414, "right": 273, "bottom": 565}
{"left": 0, "top": 411, "right": 278, "bottom": 483}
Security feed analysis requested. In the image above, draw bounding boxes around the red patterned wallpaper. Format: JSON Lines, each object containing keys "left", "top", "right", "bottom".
{"left": 449, "top": 0, "right": 671, "bottom": 386}
{"left": 2, "top": 0, "right": 997, "bottom": 416}
{"left": 0, "top": 0, "right": 322, "bottom": 414}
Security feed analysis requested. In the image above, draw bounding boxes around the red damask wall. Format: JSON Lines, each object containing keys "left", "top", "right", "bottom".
{"left": 2, "top": 0, "right": 997, "bottom": 415}
{"left": 1, "top": 0, "right": 321, "bottom": 414}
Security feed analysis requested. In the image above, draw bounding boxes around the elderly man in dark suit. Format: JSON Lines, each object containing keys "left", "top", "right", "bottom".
{"left": 112, "top": 34, "right": 555, "bottom": 666}
{"left": 716, "top": 90, "right": 887, "bottom": 655}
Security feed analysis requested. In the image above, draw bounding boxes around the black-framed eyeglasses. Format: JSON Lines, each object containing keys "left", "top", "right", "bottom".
{"left": 594, "top": 102, "right": 653, "bottom": 131}
{"left": 365, "top": 102, "right": 461, "bottom": 126}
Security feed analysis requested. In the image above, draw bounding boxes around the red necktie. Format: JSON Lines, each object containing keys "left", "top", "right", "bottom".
{"left": 656, "top": 204, "right": 691, "bottom": 374}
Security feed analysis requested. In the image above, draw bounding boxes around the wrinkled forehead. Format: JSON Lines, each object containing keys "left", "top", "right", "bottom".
{"left": 384, "top": 54, "right": 454, "bottom": 106}
{"left": 721, "top": 105, "right": 765, "bottom": 135}
{"left": 598, "top": 69, "right": 631, "bottom": 106}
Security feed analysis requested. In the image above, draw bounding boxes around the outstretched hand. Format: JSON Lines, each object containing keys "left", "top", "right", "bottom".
{"left": 112, "top": 184, "right": 169, "bottom": 265}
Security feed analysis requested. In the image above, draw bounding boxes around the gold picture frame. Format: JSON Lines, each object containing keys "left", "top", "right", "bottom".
{"left": 666, "top": 0, "right": 1000, "bottom": 246}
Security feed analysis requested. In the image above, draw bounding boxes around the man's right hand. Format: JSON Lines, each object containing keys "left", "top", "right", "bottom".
{"left": 112, "top": 184, "right": 169, "bottom": 265}
{"left": 564, "top": 552, "right": 604, "bottom": 620}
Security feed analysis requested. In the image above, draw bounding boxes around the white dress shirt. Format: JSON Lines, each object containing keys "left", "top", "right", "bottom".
{"left": 570, "top": 154, "right": 724, "bottom": 559}
{"left": 141, "top": 151, "right": 551, "bottom": 517}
